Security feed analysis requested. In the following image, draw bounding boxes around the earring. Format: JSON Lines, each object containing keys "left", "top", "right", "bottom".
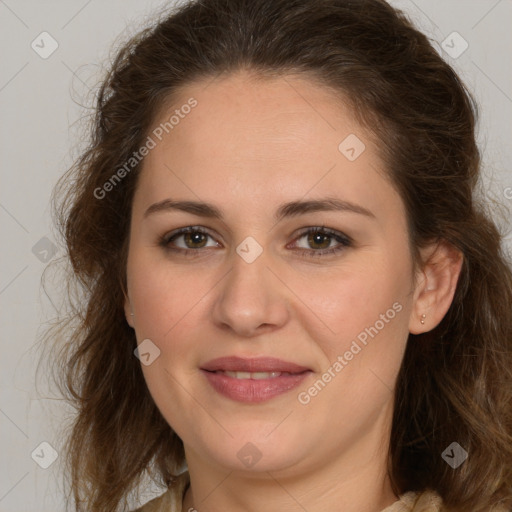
{"left": 130, "top": 312, "right": 134, "bottom": 316}
{"left": 420, "top": 314, "right": 426, "bottom": 325}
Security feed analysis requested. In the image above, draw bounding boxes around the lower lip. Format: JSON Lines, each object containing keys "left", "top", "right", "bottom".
{"left": 201, "top": 370, "right": 311, "bottom": 403}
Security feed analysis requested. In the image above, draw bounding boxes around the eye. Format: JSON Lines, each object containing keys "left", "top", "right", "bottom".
{"left": 159, "top": 225, "right": 352, "bottom": 258}
{"left": 159, "top": 226, "right": 220, "bottom": 254}
{"left": 290, "top": 227, "right": 352, "bottom": 257}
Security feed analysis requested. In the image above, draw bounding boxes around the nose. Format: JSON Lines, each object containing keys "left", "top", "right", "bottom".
{"left": 211, "top": 245, "right": 290, "bottom": 338}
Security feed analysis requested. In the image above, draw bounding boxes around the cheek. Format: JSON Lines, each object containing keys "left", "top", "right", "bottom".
{"left": 292, "top": 256, "right": 411, "bottom": 348}
{"left": 293, "top": 266, "right": 410, "bottom": 429}
{"left": 128, "top": 251, "right": 209, "bottom": 334}
{"left": 291, "top": 254, "right": 413, "bottom": 413}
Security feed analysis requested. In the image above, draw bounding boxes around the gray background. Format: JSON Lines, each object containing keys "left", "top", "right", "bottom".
{"left": 1, "top": 0, "right": 511, "bottom": 510}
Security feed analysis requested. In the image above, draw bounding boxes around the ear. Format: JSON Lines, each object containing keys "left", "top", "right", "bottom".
{"left": 409, "top": 240, "right": 463, "bottom": 334}
{"left": 124, "top": 292, "right": 135, "bottom": 328}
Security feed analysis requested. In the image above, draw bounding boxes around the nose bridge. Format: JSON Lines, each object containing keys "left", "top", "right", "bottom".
{"left": 212, "top": 238, "right": 289, "bottom": 336}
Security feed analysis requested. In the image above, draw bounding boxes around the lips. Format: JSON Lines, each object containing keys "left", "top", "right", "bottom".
{"left": 200, "top": 356, "right": 312, "bottom": 403}
{"left": 200, "top": 356, "right": 311, "bottom": 374}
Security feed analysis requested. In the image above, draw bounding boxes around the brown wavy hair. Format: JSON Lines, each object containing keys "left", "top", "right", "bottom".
{"left": 45, "top": 0, "right": 512, "bottom": 510}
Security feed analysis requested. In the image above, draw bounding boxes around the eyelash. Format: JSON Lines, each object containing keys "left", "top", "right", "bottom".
{"left": 158, "top": 225, "right": 353, "bottom": 259}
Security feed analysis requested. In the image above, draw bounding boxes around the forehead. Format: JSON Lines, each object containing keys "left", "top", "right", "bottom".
{"left": 132, "top": 71, "right": 399, "bottom": 221}
{"left": 150, "top": 71, "right": 364, "bottom": 164}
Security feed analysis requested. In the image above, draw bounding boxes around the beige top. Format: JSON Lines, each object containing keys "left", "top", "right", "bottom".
{"left": 134, "top": 471, "right": 446, "bottom": 511}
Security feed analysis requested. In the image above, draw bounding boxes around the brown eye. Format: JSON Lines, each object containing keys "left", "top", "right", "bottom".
{"left": 181, "top": 231, "right": 208, "bottom": 249}
{"left": 160, "top": 226, "right": 220, "bottom": 252}
{"left": 306, "top": 231, "right": 333, "bottom": 250}
{"left": 292, "top": 227, "right": 352, "bottom": 258}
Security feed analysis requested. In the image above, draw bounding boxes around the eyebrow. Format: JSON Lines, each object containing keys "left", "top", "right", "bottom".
{"left": 143, "top": 197, "right": 375, "bottom": 221}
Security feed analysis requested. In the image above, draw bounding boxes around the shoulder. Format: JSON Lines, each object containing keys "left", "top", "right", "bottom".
{"left": 132, "top": 479, "right": 510, "bottom": 512}
{"left": 382, "top": 490, "right": 510, "bottom": 512}
{"left": 381, "top": 490, "right": 443, "bottom": 511}
{"left": 133, "top": 471, "right": 190, "bottom": 512}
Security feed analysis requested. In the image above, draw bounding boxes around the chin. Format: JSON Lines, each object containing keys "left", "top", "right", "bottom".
{"left": 197, "top": 430, "right": 310, "bottom": 475}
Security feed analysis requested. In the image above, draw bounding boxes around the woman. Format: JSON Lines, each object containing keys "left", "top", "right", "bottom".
{"left": 48, "top": 0, "right": 512, "bottom": 510}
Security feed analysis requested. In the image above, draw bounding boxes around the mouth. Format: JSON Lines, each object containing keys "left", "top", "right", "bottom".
{"left": 209, "top": 370, "right": 301, "bottom": 379}
{"left": 200, "top": 356, "right": 312, "bottom": 403}
{"left": 200, "top": 356, "right": 311, "bottom": 374}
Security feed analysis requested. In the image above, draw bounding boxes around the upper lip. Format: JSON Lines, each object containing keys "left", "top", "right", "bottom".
{"left": 201, "top": 356, "right": 311, "bottom": 374}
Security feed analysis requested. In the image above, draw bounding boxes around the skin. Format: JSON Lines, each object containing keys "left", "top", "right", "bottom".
{"left": 124, "top": 71, "right": 463, "bottom": 512}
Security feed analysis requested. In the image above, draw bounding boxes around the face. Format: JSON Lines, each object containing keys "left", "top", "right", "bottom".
{"left": 124, "top": 71, "right": 419, "bottom": 478}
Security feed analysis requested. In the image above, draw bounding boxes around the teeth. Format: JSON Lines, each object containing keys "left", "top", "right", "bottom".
{"left": 221, "top": 370, "right": 288, "bottom": 379}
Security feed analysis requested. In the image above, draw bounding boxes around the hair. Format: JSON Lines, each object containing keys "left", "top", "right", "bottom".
{"left": 46, "top": 0, "right": 512, "bottom": 510}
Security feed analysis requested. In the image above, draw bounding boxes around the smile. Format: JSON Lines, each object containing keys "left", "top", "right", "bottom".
{"left": 200, "top": 357, "right": 312, "bottom": 403}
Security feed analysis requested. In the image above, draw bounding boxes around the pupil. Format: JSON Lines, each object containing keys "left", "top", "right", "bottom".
{"left": 308, "top": 232, "right": 330, "bottom": 249}
{"left": 185, "top": 232, "right": 206, "bottom": 248}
